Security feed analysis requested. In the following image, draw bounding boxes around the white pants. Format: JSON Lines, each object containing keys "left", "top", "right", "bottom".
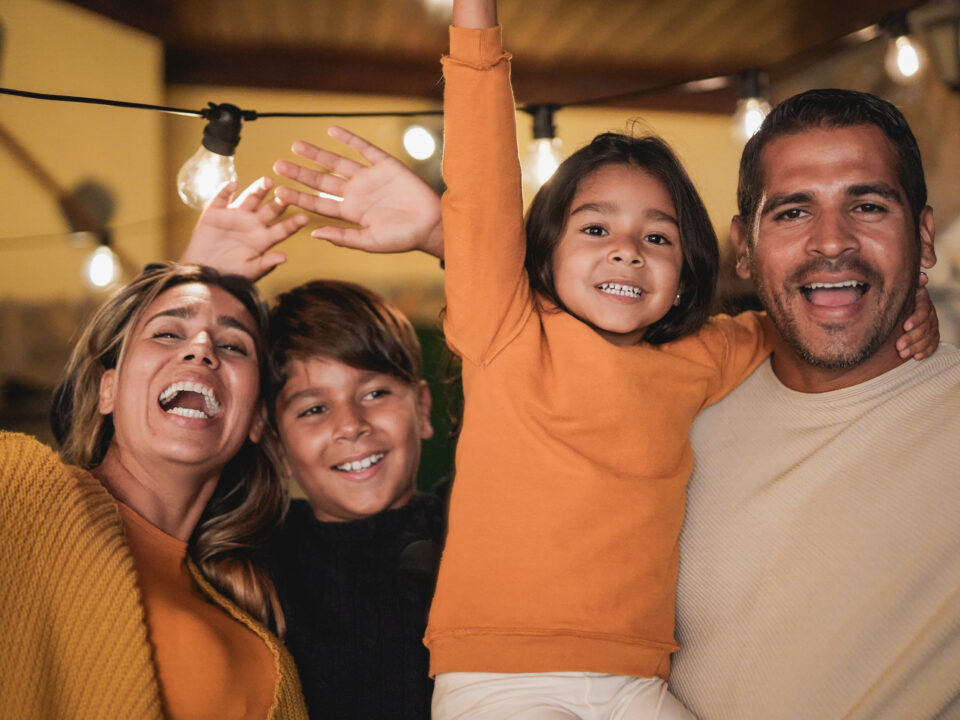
{"left": 433, "top": 672, "right": 698, "bottom": 720}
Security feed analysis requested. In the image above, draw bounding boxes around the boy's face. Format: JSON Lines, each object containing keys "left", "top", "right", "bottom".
{"left": 274, "top": 355, "right": 433, "bottom": 522}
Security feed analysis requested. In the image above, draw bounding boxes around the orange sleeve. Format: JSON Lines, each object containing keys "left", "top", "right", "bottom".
{"left": 440, "top": 26, "right": 533, "bottom": 367}
{"left": 699, "top": 311, "right": 775, "bottom": 407}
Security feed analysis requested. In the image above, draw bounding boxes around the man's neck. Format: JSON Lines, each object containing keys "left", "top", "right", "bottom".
{"left": 769, "top": 333, "right": 910, "bottom": 393}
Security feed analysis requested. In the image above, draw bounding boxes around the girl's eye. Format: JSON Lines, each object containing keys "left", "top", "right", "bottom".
{"left": 646, "top": 233, "right": 670, "bottom": 246}
{"left": 581, "top": 225, "right": 607, "bottom": 237}
{"left": 297, "top": 404, "right": 327, "bottom": 418}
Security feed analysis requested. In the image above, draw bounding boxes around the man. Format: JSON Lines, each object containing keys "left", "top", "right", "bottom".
{"left": 670, "top": 89, "right": 960, "bottom": 719}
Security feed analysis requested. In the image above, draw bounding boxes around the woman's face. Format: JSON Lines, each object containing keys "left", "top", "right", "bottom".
{"left": 98, "top": 282, "right": 263, "bottom": 476}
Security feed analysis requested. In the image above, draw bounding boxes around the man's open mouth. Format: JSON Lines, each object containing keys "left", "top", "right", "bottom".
{"left": 800, "top": 280, "right": 868, "bottom": 307}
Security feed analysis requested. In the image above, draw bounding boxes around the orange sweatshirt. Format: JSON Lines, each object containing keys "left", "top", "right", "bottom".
{"left": 424, "top": 26, "right": 771, "bottom": 680}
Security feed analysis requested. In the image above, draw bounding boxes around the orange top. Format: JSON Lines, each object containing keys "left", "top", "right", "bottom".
{"left": 118, "top": 501, "right": 276, "bottom": 720}
{"left": 425, "top": 26, "right": 772, "bottom": 680}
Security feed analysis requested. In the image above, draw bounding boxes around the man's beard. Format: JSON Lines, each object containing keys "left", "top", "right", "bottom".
{"left": 752, "top": 255, "right": 918, "bottom": 370}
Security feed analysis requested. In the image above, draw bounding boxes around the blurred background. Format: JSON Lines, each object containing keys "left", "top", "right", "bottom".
{"left": 2, "top": 0, "right": 959, "bottom": 486}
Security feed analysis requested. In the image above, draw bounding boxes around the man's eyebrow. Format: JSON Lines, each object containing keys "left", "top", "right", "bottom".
{"left": 847, "top": 183, "right": 903, "bottom": 204}
{"left": 761, "top": 192, "right": 812, "bottom": 217}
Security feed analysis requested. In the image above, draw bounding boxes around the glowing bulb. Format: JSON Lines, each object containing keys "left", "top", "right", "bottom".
{"left": 523, "top": 137, "right": 563, "bottom": 190}
{"left": 84, "top": 245, "right": 120, "bottom": 289}
{"left": 885, "top": 35, "right": 927, "bottom": 84}
{"left": 403, "top": 125, "right": 438, "bottom": 160}
{"left": 177, "top": 146, "right": 238, "bottom": 209}
{"left": 732, "top": 97, "right": 772, "bottom": 142}
{"left": 177, "top": 103, "right": 244, "bottom": 210}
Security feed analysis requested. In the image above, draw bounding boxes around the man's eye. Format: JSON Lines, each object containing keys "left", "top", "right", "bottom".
{"left": 582, "top": 225, "right": 607, "bottom": 237}
{"left": 298, "top": 405, "right": 327, "bottom": 418}
{"left": 775, "top": 207, "right": 806, "bottom": 221}
{"left": 855, "top": 202, "right": 886, "bottom": 214}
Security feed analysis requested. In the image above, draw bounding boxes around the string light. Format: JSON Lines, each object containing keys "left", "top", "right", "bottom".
{"left": 402, "top": 124, "right": 438, "bottom": 160}
{"left": 521, "top": 105, "right": 562, "bottom": 194}
{"left": 176, "top": 103, "right": 243, "bottom": 210}
{"left": 82, "top": 237, "right": 120, "bottom": 289}
{"left": 882, "top": 13, "right": 928, "bottom": 84}
{"left": 732, "top": 70, "right": 771, "bottom": 142}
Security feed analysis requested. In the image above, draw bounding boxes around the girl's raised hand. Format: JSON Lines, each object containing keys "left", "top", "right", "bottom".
{"left": 898, "top": 272, "right": 940, "bottom": 360}
{"left": 273, "top": 126, "right": 444, "bottom": 260}
{"left": 181, "top": 178, "right": 308, "bottom": 281}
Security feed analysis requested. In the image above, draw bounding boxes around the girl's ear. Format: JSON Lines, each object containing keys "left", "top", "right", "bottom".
{"left": 98, "top": 369, "right": 116, "bottom": 415}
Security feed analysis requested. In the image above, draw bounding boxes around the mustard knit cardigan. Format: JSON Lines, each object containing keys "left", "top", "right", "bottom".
{"left": 0, "top": 432, "right": 307, "bottom": 719}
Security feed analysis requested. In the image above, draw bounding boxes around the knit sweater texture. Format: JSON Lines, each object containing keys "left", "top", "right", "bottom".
{"left": 0, "top": 432, "right": 308, "bottom": 720}
{"left": 672, "top": 345, "right": 960, "bottom": 719}
{"left": 425, "top": 26, "right": 772, "bottom": 680}
{"left": 266, "top": 493, "right": 444, "bottom": 720}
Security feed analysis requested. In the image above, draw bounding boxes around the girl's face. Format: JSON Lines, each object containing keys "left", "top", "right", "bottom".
{"left": 552, "top": 164, "right": 684, "bottom": 345}
{"left": 274, "top": 355, "right": 433, "bottom": 523}
{"left": 98, "top": 282, "right": 263, "bottom": 474}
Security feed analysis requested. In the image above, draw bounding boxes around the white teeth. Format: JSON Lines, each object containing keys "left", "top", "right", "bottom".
{"left": 335, "top": 452, "right": 385, "bottom": 472}
{"left": 598, "top": 283, "right": 642, "bottom": 298}
{"left": 805, "top": 281, "right": 865, "bottom": 289}
{"left": 158, "top": 381, "right": 221, "bottom": 417}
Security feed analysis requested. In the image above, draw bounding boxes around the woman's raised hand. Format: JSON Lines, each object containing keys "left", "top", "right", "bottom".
{"left": 273, "top": 126, "right": 444, "bottom": 260}
{"left": 181, "top": 178, "right": 308, "bottom": 281}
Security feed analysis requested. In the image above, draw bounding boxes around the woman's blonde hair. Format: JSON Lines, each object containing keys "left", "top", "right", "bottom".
{"left": 55, "top": 263, "right": 288, "bottom": 634}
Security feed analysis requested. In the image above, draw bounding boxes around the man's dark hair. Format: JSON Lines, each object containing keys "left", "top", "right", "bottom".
{"left": 525, "top": 132, "right": 719, "bottom": 344}
{"left": 737, "top": 88, "right": 927, "bottom": 236}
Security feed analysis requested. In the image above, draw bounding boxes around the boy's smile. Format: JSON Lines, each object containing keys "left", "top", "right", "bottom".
{"left": 275, "top": 356, "right": 433, "bottom": 522}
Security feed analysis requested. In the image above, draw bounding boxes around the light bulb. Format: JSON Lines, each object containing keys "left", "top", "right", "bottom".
{"left": 84, "top": 245, "right": 120, "bottom": 289}
{"left": 403, "top": 125, "right": 438, "bottom": 160}
{"left": 522, "top": 137, "right": 563, "bottom": 191}
{"left": 177, "top": 103, "right": 244, "bottom": 210}
{"left": 177, "top": 146, "right": 238, "bottom": 210}
{"left": 885, "top": 34, "right": 927, "bottom": 83}
{"left": 732, "top": 97, "right": 772, "bottom": 142}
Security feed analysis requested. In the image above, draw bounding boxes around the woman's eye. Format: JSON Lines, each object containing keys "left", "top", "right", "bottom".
{"left": 582, "top": 225, "right": 607, "bottom": 237}
{"left": 217, "top": 342, "right": 249, "bottom": 356}
{"left": 152, "top": 331, "right": 181, "bottom": 340}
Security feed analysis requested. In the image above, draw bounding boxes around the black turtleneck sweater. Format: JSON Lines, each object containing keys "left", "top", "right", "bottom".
{"left": 265, "top": 492, "right": 445, "bottom": 720}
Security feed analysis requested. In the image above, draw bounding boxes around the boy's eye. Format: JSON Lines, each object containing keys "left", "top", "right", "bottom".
{"left": 297, "top": 404, "right": 327, "bottom": 418}
{"left": 364, "top": 388, "right": 391, "bottom": 401}
{"left": 581, "top": 224, "right": 607, "bottom": 237}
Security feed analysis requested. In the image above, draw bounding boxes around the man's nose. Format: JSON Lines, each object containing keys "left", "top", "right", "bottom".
{"left": 182, "top": 332, "right": 220, "bottom": 369}
{"left": 807, "top": 212, "right": 859, "bottom": 257}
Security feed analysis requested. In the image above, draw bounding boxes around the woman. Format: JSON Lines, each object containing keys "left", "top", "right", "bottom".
{"left": 0, "top": 264, "right": 307, "bottom": 719}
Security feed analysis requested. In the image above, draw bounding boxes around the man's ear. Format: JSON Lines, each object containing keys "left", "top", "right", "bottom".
{"left": 918, "top": 205, "right": 937, "bottom": 269}
{"left": 416, "top": 380, "right": 434, "bottom": 441}
{"left": 729, "top": 216, "right": 752, "bottom": 280}
{"left": 248, "top": 403, "right": 267, "bottom": 443}
{"left": 98, "top": 369, "right": 116, "bottom": 415}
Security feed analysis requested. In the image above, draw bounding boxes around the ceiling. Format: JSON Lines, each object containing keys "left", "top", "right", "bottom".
{"left": 66, "top": 0, "right": 920, "bottom": 112}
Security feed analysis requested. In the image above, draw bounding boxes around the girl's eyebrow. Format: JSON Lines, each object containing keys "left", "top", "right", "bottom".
{"left": 569, "top": 202, "right": 678, "bottom": 226}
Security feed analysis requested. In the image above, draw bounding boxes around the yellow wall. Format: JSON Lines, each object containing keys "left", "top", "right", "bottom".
{"left": 0, "top": 0, "right": 165, "bottom": 300}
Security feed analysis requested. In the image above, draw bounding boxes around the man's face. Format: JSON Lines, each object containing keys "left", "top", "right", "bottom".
{"left": 732, "top": 125, "right": 935, "bottom": 383}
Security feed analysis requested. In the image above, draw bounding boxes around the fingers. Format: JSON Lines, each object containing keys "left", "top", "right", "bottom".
{"left": 327, "top": 125, "right": 392, "bottom": 166}
{"left": 231, "top": 177, "right": 275, "bottom": 211}
{"left": 206, "top": 181, "right": 240, "bottom": 210}
{"left": 311, "top": 225, "right": 371, "bottom": 251}
{"left": 274, "top": 159, "right": 348, "bottom": 198}
{"left": 918, "top": 271, "right": 928, "bottom": 288}
{"left": 251, "top": 251, "right": 288, "bottom": 280}
{"left": 274, "top": 185, "right": 350, "bottom": 219}
{"left": 288, "top": 140, "right": 366, "bottom": 179}
{"left": 267, "top": 214, "right": 309, "bottom": 243}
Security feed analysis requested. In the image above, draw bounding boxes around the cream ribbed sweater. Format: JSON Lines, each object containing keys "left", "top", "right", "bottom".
{"left": 672, "top": 344, "right": 960, "bottom": 719}
{"left": 0, "top": 432, "right": 307, "bottom": 719}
